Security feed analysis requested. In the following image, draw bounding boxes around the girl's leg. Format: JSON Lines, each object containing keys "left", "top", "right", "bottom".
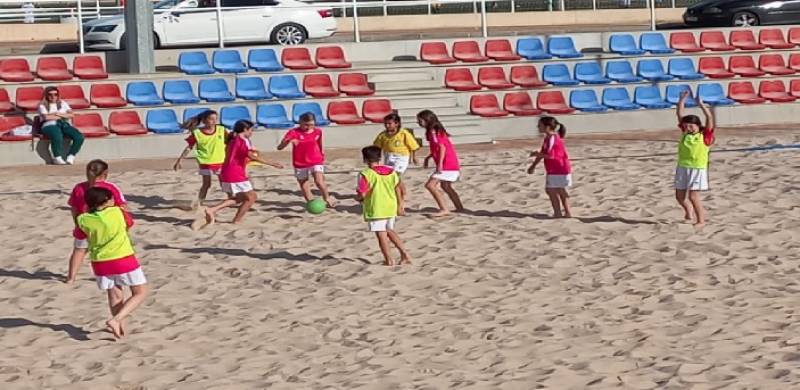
{"left": 440, "top": 182, "right": 464, "bottom": 211}
{"left": 311, "top": 172, "right": 335, "bottom": 207}
{"left": 687, "top": 190, "right": 705, "bottom": 226}
{"left": 41, "top": 126, "right": 64, "bottom": 160}
{"left": 387, "top": 229, "right": 411, "bottom": 265}
{"left": 107, "top": 286, "right": 126, "bottom": 335}
{"left": 424, "top": 178, "right": 449, "bottom": 216}
{"left": 675, "top": 189, "right": 692, "bottom": 221}
{"left": 66, "top": 248, "right": 87, "bottom": 283}
{"left": 558, "top": 189, "right": 572, "bottom": 218}
{"left": 106, "top": 284, "right": 148, "bottom": 339}
{"left": 297, "top": 178, "right": 313, "bottom": 202}
{"left": 198, "top": 175, "right": 212, "bottom": 203}
{"left": 397, "top": 181, "right": 407, "bottom": 216}
{"left": 375, "top": 231, "right": 394, "bottom": 266}
{"left": 231, "top": 191, "right": 257, "bottom": 224}
{"left": 545, "top": 188, "right": 562, "bottom": 218}
{"left": 194, "top": 194, "right": 237, "bottom": 230}
{"left": 62, "top": 125, "right": 85, "bottom": 158}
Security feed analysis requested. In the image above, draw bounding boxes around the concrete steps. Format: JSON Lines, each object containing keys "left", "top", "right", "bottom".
{"left": 368, "top": 71, "right": 433, "bottom": 83}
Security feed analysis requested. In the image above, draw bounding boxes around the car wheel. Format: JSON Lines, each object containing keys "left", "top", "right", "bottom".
{"left": 732, "top": 11, "right": 758, "bottom": 27}
{"left": 271, "top": 23, "right": 307, "bottom": 45}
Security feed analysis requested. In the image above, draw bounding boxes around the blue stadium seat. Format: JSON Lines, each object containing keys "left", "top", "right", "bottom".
{"left": 183, "top": 107, "right": 211, "bottom": 123}
{"left": 634, "top": 86, "right": 672, "bottom": 109}
{"left": 569, "top": 89, "right": 607, "bottom": 112}
{"left": 602, "top": 87, "right": 640, "bottom": 110}
{"left": 199, "top": 79, "right": 235, "bottom": 102}
{"left": 126, "top": 81, "right": 164, "bottom": 106}
{"left": 256, "top": 104, "right": 294, "bottom": 128}
{"left": 637, "top": 59, "right": 674, "bottom": 81}
{"left": 547, "top": 37, "right": 583, "bottom": 58}
{"left": 609, "top": 34, "right": 645, "bottom": 55}
{"left": 178, "top": 51, "right": 214, "bottom": 75}
{"left": 292, "top": 102, "right": 330, "bottom": 125}
{"left": 212, "top": 50, "right": 247, "bottom": 73}
{"left": 666, "top": 84, "right": 698, "bottom": 107}
{"left": 236, "top": 77, "right": 272, "bottom": 100}
{"left": 516, "top": 37, "right": 552, "bottom": 60}
{"left": 668, "top": 58, "right": 704, "bottom": 80}
{"left": 220, "top": 105, "right": 253, "bottom": 128}
{"left": 574, "top": 62, "right": 611, "bottom": 84}
{"left": 605, "top": 61, "right": 643, "bottom": 83}
{"left": 542, "top": 64, "right": 579, "bottom": 86}
{"left": 697, "top": 83, "right": 734, "bottom": 106}
{"left": 268, "top": 75, "right": 305, "bottom": 99}
{"left": 640, "top": 33, "right": 675, "bottom": 54}
{"left": 248, "top": 49, "right": 284, "bottom": 72}
{"left": 146, "top": 109, "right": 182, "bottom": 134}
{"left": 162, "top": 80, "right": 200, "bottom": 104}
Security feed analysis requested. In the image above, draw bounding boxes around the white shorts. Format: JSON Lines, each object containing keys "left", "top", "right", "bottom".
{"left": 74, "top": 239, "right": 89, "bottom": 249}
{"left": 430, "top": 170, "right": 460, "bottom": 182}
{"left": 675, "top": 167, "right": 709, "bottom": 191}
{"left": 545, "top": 174, "right": 572, "bottom": 188}
{"left": 198, "top": 167, "right": 221, "bottom": 176}
{"left": 96, "top": 267, "right": 147, "bottom": 290}
{"left": 384, "top": 154, "right": 410, "bottom": 174}
{"left": 367, "top": 217, "right": 396, "bottom": 232}
{"left": 221, "top": 180, "right": 254, "bottom": 195}
{"left": 295, "top": 165, "right": 325, "bottom": 180}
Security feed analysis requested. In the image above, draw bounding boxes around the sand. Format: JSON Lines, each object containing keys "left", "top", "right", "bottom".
{"left": 1, "top": 128, "right": 799, "bottom": 389}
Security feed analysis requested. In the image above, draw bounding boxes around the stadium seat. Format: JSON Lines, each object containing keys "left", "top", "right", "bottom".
{"left": 609, "top": 34, "right": 645, "bottom": 55}
{"left": 146, "top": 109, "right": 182, "bottom": 134}
{"left": 605, "top": 61, "right": 643, "bottom": 83}
{"left": 634, "top": 86, "right": 672, "bottom": 109}
{"left": 0, "top": 88, "right": 12, "bottom": 112}
{"left": 574, "top": 62, "right": 611, "bottom": 84}
{"left": 248, "top": 49, "right": 283, "bottom": 72}
{"left": 730, "top": 30, "right": 766, "bottom": 50}
{"left": 670, "top": 32, "right": 704, "bottom": 52}
{"left": 444, "top": 68, "right": 482, "bottom": 91}
{"left": 510, "top": 65, "right": 547, "bottom": 88}
{"left": 338, "top": 73, "right": 374, "bottom": 96}
{"left": 327, "top": 101, "right": 365, "bottom": 125}
{"left": 236, "top": 77, "right": 272, "bottom": 100}
{"left": 542, "top": 64, "right": 579, "bottom": 86}
{"left": 90, "top": 83, "right": 127, "bottom": 108}
{"left": 256, "top": 104, "right": 293, "bottom": 128}
{"left": 292, "top": 102, "right": 330, "bottom": 125}
{"left": 126, "top": 81, "right": 165, "bottom": 106}
{"left": 450, "top": 40, "right": 488, "bottom": 62}
{"left": 700, "top": 31, "right": 735, "bottom": 51}
{"left": 212, "top": 50, "right": 247, "bottom": 73}
{"left": 640, "top": 33, "right": 674, "bottom": 54}
{"left": 178, "top": 51, "right": 215, "bottom": 75}
{"left": 537, "top": 91, "right": 575, "bottom": 114}
{"left": 0, "top": 58, "right": 34, "bottom": 82}
{"left": 637, "top": 59, "right": 674, "bottom": 81}
{"left": 15, "top": 87, "right": 43, "bottom": 111}
{"left": 162, "top": 80, "right": 200, "bottom": 104}
{"left": 759, "top": 29, "right": 794, "bottom": 49}
{"left": 362, "top": 99, "right": 393, "bottom": 123}
{"left": 790, "top": 53, "right": 800, "bottom": 71}
{"left": 315, "top": 46, "right": 351, "bottom": 68}
{"left": 470, "top": 94, "right": 508, "bottom": 117}
{"left": 220, "top": 105, "right": 252, "bottom": 128}
{"left": 790, "top": 27, "right": 800, "bottom": 46}
{"left": 109, "top": 111, "right": 148, "bottom": 136}
{"left": 36, "top": 57, "right": 72, "bottom": 81}
{"left": 72, "top": 113, "right": 110, "bottom": 137}
{"left": 281, "top": 47, "right": 317, "bottom": 70}
{"left": 697, "top": 83, "right": 734, "bottom": 106}
{"left": 485, "top": 39, "right": 521, "bottom": 61}
{"left": 602, "top": 88, "right": 640, "bottom": 110}
{"left": 198, "top": 79, "right": 235, "bottom": 102}
{"left": 303, "top": 74, "right": 339, "bottom": 98}
{"left": 698, "top": 57, "right": 734, "bottom": 78}
{"left": 790, "top": 79, "right": 800, "bottom": 98}
{"left": 570, "top": 89, "right": 607, "bottom": 112}
{"left": 478, "top": 67, "right": 515, "bottom": 89}
{"left": 268, "top": 75, "right": 306, "bottom": 99}
{"left": 516, "top": 37, "right": 552, "bottom": 60}
{"left": 729, "top": 56, "right": 766, "bottom": 77}
{"left": 759, "top": 80, "right": 796, "bottom": 102}
{"left": 548, "top": 37, "right": 582, "bottom": 58}
{"left": 73, "top": 56, "right": 108, "bottom": 79}
{"left": 759, "top": 54, "right": 795, "bottom": 75}
{"left": 182, "top": 107, "right": 210, "bottom": 123}
{"left": 420, "top": 42, "right": 456, "bottom": 64}
{"left": 503, "top": 92, "right": 541, "bottom": 116}
{"left": 668, "top": 58, "right": 704, "bottom": 80}
{"left": 0, "top": 117, "right": 31, "bottom": 141}
{"left": 728, "top": 82, "right": 765, "bottom": 104}
{"left": 57, "top": 85, "right": 90, "bottom": 109}
{"left": 665, "top": 84, "right": 698, "bottom": 107}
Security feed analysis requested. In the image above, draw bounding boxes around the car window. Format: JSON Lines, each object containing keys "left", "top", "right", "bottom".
{"left": 221, "top": 0, "right": 269, "bottom": 6}
{"left": 198, "top": 0, "right": 218, "bottom": 7}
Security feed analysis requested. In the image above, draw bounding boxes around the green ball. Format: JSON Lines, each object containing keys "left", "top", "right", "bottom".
{"left": 306, "top": 198, "right": 326, "bottom": 214}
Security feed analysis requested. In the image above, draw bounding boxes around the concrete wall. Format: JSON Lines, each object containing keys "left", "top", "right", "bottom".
{"left": 0, "top": 23, "right": 76, "bottom": 43}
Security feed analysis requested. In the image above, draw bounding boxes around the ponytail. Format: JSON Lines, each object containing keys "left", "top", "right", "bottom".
{"left": 539, "top": 116, "right": 566, "bottom": 138}
{"left": 85, "top": 159, "right": 109, "bottom": 187}
{"left": 181, "top": 109, "right": 217, "bottom": 130}
{"left": 227, "top": 119, "right": 254, "bottom": 144}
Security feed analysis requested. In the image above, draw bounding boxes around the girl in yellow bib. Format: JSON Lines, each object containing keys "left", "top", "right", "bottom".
{"left": 675, "top": 91, "right": 715, "bottom": 227}
{"left": 373, "top": 113, "right": 420, "bottom": 214}
{"left": 174, "top": 110, "right": 228, "bottom": 209}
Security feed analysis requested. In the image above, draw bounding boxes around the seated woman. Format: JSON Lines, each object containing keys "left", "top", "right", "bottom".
{"left": 38, "top": 86, "right": 84, "bottom": 165}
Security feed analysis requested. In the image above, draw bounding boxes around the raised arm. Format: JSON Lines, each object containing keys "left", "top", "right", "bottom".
{"left": 698, "top": 98, "right": 714, "bottom": 130}
{"left": 676, "top": 90, "right": 688, "bottom": 123}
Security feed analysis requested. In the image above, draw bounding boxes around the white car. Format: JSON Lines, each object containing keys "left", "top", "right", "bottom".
{"left": 82, "top": 0, "right": 336, "bottom": 50}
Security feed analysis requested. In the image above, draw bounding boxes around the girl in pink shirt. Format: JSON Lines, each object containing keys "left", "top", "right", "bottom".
{"left": 527, "top": 116, "right": 573, "bottom": 218}
{"left": 277, "top": 112, "right": 335, "bottom": 208}
{"left": 417, "top": 110, "right": 464, "bottom": 217}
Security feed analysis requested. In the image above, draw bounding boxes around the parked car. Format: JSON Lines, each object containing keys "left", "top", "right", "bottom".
{"left": 82, "top": 0, "right": 336, "bottom": 50}
{"left": 683, "top": 0, "right": 800, "bottom": 27}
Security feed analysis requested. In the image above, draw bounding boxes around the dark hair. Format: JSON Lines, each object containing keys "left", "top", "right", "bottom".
{"left": 383, "top": 113, "right": 401, "bottom": 125}
{"left": 680, "top": 114, "right": 702, "bottom": 127}
{"left": 227, "top": 119, "right": 254, "bottom": 144}
{"left": 85, "top": 159, "right": 109, "bottom": 187}
{"left": 299, "top": 112, "right": 316, "bottom": 123}
{"left": 539, "top": 116, "right": 566, "bottom": 138}
{"left": 181, "top": 109, "right": 218, "bottom": 130}
{"left": 416, "top": 110, "right": 449, "bottom": 136}
{"left": 85, "top": 187, "right": 113, "bottom": 212}
{"left": 362, "top": 145, "right": 382, "bottom": 163}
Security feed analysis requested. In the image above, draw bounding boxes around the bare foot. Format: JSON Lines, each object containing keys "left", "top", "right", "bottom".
{"left": 694, "top": 221, "right": 706, "bottom": 230}
{"left": 325, "top": 197, "right": 337, "bottom": 208}
{"left": 383, "top": 259, "right": 395, "bottom": 266}
{"left": 552, "top": 213, "right": 563, "bottom": 219}
{"left": 431, "top": 210, "right": 451, "bottom": 218}
{"left": 454, "top": 207, "right": 466, "bottom": 213}
{"left": 190, "top": 198, "right": 201, "bottom": 212}
{"left": 398, "top": 208, "right": 407, "bottom": 216}
{"left": 563, "top": 213, "right": 573, "bottom": 218}
{"left": 106, "top": 318, "right": 123, "bottom": 339}
{"left": 191, "top": 208, "right": 215, "bottom": 231}
{"left": 65, "top": 277, "right": 76, "bottom": 284}
{"left": 399, "top": 256, "right": 412, "bottom": 265}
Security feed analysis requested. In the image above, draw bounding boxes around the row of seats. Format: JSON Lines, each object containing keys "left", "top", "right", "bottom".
{"left": 0, "top": 55, "right": 107, "bottom": 82}
{"left": 0, "top": 111, "right": 147, "bottom": 141}
{"left": 421, "top": 38, "right": 582, "bottom": 64}
{"left": 179, "top": 46, "right": 351, "bottom": 74}
{"left": 614, "top": 29, "right": 800, "bottom": 55}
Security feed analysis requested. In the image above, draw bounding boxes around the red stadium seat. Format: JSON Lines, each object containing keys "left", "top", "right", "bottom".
{"left": 729, "top": 56, "right": 765, "bottom": 77}
{"left": 36, "top": 57, "right": 72, "bottom": 81}
{"left": 452, "top": 41, "right": 489, "bottom": 62}
{"left": 700, "top": 31, "right": 735, "bottom": 51}
{"left": 281, "top": 47, "right": 317, "bottom": 70}
{"left": 670, "top": 32, "right": 704, "bottom": 52}
{"left": 510, "top": 65, "right": 547, "bottom": 88}
{"left": 420, "top": 42, "right": 456, "bottom": 64}
{"left": 759, "top": 29, "right": 794, "bottom": 49}
{"left": 73, "top": 56, "right": 108, "bottom": 79}
{"left": 303, "top": 74, "right": 339, "bottom": 98}
{"left": 0, "top": 88, "right": 13, "bottom": 112}
{"left": 362, "top": 99, "right": 393, "bottom": 123}
{"left": 108, "top": 111, "right": 148, "bottom": 136}
{"left": 57, "top": 85, "right": 90, "bottom": 109}
{"left": 485, "top": 39, "right": 521, "bottom": 61}
{"left": 536, "top": 91, "right": 575, "bottom": 114}
{"left": 478, "top": 67, "right": 515, "bottom": 89}
{"left": 337, "top": 73, "right": 374, "bottom": 96}
{"left": 790, "top": 53, "right": 800, "bottom": 71}
{"left": 0, "top": 116, "right": 31, "bottom": 141}
{"left": 90, "top": 83, "right": 127, "bottom": 108}
{"left": 315, "top": 46, "right": 351, "bottom": 69}
{"left": 470, "top": 94, "right": 508, "bottom": 117}
{"left": 759, "top": 80, "right": 796, "bottom": 102}
{"left": 503, "top": 92, "right": 541, "bottom": 116}
{"left": 759, "top": 54, "right": 795, "bottom": 75}
{"left": 445, "top": 68, "right": 481, "bottom": 91}
{"left": 791, "top": 79, "right": 800, "bottom": 98}
{"left": 327, "top": 101, "right": 365, "bottom": 125}
{"left": 728, "top": 82, "right": 765, "bottom": 104}
{"left": 0, "top": 58, "right": 34, "bottom": 82}
{"left": 698, "top": 57, "right": 734, "bottom": 78}
{"left": 72, "top": 113, "right": 110, "bottom": 137}
{"left": 730, "top": 30, "right": 766, "bottom": 50}
{"left": 15, "top": 87, "right": 43, "bottom": 111}
{"left": 790, "top": 27, "right": 800, "bottom": 46}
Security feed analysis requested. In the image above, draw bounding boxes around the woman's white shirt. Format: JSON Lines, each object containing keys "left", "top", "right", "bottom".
{"left": 38, "top": 101, "right": 72, "bottom": 128}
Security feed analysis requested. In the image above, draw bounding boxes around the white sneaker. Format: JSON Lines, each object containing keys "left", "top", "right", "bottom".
{"left": 53, "top": 156, "right": 67, "bottom": 165}
{"left": 66, "top": 155, "right": 76, "bottom": 165}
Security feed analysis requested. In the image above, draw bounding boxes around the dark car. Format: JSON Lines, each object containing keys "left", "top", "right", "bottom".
{"left": 683, "top": 0, "right": 800, "bottom": 27}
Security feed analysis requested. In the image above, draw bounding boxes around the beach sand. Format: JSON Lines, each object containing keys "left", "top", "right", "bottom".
{"left": 1, "top": 128, "right": 799, "bottom": 389}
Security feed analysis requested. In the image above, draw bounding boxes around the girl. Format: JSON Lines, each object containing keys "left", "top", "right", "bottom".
{"left": 417, "top": 110, "right": 464, "bottom": 217}
{"left": 66, "top": 160, "right": 127, "bottom": 284}
{"left": 277, "top": 112, "right": 335, "bottom": 207}
{"left": 196, "top": 120, "right": 283, "bottom": 229}
{"left": 527, "top": 116, "right": 573, "bottom": 218}
{"left": 373, "top": 113, "right": 420, "bottom": 215}
{"left": 77, "top": 187, "right": 147, "bottom": 339}
{"left": 38, "top": 86, "right": 84, "bottom": 165}
{"left": 173, "top": 110, "right": 227, "bottom": 209}
{"left": 675, "top": 91, "right": 714, "bottom": 227}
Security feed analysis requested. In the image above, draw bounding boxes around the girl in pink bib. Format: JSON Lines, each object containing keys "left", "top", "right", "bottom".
{"left": 417, "top": 110, "right": 464, "bottom": 217}
{"left": 527, "top": 116, "right": 573, "bottom": 218}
